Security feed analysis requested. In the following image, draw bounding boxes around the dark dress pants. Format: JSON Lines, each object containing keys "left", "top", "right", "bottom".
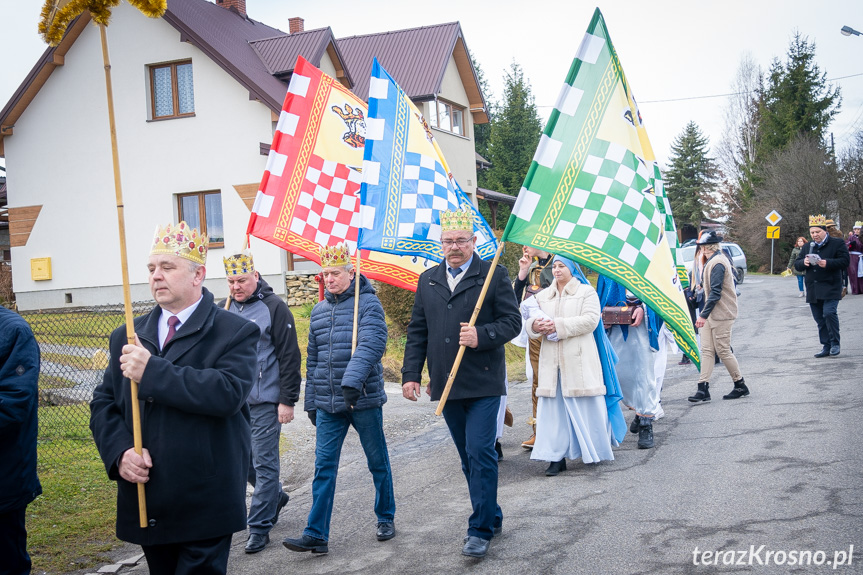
{"left": 141, "top": 534, "right": 231, "bottom": 575}
{"left": 0, "top": 506, "right": 30, "bottom": 575}
{"left": 442, "top": 395, "right": 503, "bottom": 541}
{"left": 809, "top": 299, "right": 840, "bottom": 346}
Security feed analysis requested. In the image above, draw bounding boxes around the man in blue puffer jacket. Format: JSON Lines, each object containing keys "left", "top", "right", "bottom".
{"left": 282, "top": 243, "right": 394, "bottom": 555}
{"left": 0, "top": 307, "right": 42, "bottom": 575}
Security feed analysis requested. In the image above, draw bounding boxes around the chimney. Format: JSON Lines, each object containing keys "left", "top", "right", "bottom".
{"left": 289, "top": 17, "right": 304, "bottom": 34}
{"left": 216, "top": 0, "right": 246, "bottom": 17}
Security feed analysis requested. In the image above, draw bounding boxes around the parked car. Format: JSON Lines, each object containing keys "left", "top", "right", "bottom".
{"left": 678, "top": 242, "right": 746, "bottom": 283}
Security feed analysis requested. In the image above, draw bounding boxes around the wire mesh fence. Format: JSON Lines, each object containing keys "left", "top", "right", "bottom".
{"left": 20, "top": 301, "right": 154, "bottom": 461}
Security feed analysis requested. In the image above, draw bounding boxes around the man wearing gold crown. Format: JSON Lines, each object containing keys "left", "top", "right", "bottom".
{"left": 794, "top": 215, "right": 850, "bottom": 357}
{"left": 401, "top": 209, "right": 521, "bottom": 559}
{"left": 90, "top": 222, "right": 259, "bottom": 574}
{"left": 847, "top": 221, "right": 863, "bottom": 295}
{"left": 220, "top": 249, "right": 301, "bottom": 554}
{"left": 282, "top": 242, "right": 394, "bottom": 555}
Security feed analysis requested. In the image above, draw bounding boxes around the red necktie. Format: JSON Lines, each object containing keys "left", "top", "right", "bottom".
{"left": 164, "top": 315, "right": 180, "bottom": 347}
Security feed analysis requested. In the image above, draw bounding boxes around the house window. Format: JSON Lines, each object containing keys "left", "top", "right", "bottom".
{"left": 428, "top": 99, "right": 465, "bottom": 136}
{"left": 177, "top": 191, "right": 224, "bottom": 248}
{"left": 150, "top": 61, "right": 195, "bottom": 119}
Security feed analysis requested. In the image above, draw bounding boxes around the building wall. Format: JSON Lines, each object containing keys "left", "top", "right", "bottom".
{"left": 429, "top": 53, "right": 479, "bottom": 204}
{"left": 6, "top": 3, "right": 287, "bottom": 310}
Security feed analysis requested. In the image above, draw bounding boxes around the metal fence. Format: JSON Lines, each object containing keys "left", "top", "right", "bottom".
{"left": 20, "top": 302, "right": 154, "bottom": 460}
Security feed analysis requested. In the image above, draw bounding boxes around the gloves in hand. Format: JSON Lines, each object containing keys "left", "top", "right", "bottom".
{"left": 342, "top": 385, "right": 361, "bottom": 409}
{"left": 308, "top": 410, "right": 317, "bottom": 426}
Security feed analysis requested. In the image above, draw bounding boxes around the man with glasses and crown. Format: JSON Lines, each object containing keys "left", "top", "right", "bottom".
{"left": 90, "top": 222, "right": 260, "bottom": 575}
{"left": 220, "top": 249, "right": 301, "bottom": 554}
{"left": 401, "top": 208, "right": 521, "bottom": 559}
{"left": 794, "top": 215, "right": 850, "bottom": 357}
{"left": 282, "top": 242, "right": 395, "bottom": 555}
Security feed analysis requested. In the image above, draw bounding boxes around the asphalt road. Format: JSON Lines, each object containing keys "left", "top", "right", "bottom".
{"left": 117, "top": 275, "right": 862, "bottom": 575}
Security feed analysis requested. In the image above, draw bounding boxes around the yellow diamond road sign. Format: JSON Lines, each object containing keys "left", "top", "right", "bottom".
{"left": 765, "top": 210, "right": 783, "bottom": 225}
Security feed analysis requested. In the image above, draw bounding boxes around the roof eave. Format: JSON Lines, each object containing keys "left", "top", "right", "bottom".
{"left": 162, "top": 8, "right": 282, "bottom": 114}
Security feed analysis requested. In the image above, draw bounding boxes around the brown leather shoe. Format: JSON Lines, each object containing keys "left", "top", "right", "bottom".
{"left": 521, "top": 434, "right": 535, "bottom": 449}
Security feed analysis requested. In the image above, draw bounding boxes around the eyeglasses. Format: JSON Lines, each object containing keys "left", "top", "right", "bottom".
{"left": 441, "top": 238, "right": 473, "bottom": 248}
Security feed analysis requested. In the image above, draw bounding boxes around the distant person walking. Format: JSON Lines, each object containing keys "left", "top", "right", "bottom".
{"left": 788, "top": 237, "right": 807, "bottom": 297}
{"left": 847, "top": 222, "right": 863, "bottom": 295}
{"left": 688, "top": 231, "right": 748, "bottom": 403}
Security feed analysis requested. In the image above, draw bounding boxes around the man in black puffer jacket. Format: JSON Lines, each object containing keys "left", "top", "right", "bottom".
{"left": 0, "top": 307, "right": 42, "bottom": 575}
{"left": 283, "top": 243, "right": 394, "bottom": 555}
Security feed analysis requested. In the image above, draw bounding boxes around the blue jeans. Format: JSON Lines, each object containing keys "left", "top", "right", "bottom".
{"left": 797, "top": 275, "right": 805, "bottom": 292}
{"left": 304, "top": 407, "right": 395, "bottom": 541}
{"left": 810, "top": 299, "right": 840, "bottom": 347}
{"left": 442, "top": 395, "right": 503, "bottom": 541}
{"left": 247, "top": 403, "right": 282, "bottom": 535}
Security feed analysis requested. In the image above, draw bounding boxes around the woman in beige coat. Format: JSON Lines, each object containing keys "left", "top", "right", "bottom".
{"left": 526, "top": 256, "right": 617, "bottom": 476}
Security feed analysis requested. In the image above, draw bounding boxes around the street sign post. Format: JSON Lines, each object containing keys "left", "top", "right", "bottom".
{"left": 765, "top": 211, "right": 782, "bottom": 274}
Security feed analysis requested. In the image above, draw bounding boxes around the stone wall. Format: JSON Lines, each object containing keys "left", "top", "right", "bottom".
{"left": 285, "top": 272, "right": 321, "bottom": 307}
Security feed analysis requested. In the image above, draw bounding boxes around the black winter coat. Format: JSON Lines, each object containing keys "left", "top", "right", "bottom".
{"left": 402, "top": 255, "right": 521, "bottom": 401}
{"left": 305, "top": 274, "right": 388, "bottom": 414}
{"left": 0, "top": 308, "right": 42, "bottom": 514}
{"left": 90, "top": 288, "right": 258, "bottom": 545}
{"left": 794, "top": 236, "right": 850, "bottom": 302}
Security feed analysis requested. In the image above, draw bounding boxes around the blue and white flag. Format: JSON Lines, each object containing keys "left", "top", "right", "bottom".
{"left": 357, "top": 58, "right": 497, "bottom": 263}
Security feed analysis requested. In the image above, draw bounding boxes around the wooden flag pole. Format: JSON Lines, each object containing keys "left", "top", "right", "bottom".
{"left": 434, "top": 241, "right": 505, "bottom": 416}
{"left": 99, "top": 23, "right": 147, "bottom": 528}
{"left": 351, "top": 251, "right": 361, "bottom": 354}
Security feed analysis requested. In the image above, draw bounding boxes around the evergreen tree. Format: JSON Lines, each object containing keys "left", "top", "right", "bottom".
{"left": 759, "top": 32, "right": 841, "bottom": 154}
{"left": 469, "top": 50, "right": 493, "bottom": 161}
{"left": 481, "top": 61, "right": 543, "bottom": 197}
{"left": 665, "top": 121, "right": 717, "bottom": 228}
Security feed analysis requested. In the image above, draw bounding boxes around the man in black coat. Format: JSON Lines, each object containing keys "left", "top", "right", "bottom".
{"left": 0, "top": 307, "right": 42, "bottom": 575}
{"left": 90, "top": 222, "right": 258, "bottom": 575}
{"left": 794, "top": 216, "right": 851, "bottom": 357}
{"left": 402, "top": 211, "right": 521, "bottom": 559}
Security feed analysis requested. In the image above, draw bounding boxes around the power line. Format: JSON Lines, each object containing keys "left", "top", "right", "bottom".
{"left": 536, "top": 72, "right": 863, "bottom": 107}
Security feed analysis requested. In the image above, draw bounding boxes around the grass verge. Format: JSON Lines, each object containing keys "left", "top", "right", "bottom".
{"left": 30, "top": 404, "right": 120, "bottom": 574}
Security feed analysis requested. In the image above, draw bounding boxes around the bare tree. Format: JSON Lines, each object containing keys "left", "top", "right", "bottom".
{"left": 838, "top": 132, "right": 863, "bottom": 231}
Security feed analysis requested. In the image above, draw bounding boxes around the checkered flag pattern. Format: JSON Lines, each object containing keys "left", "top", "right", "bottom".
{"left": 396, "top": 152, "right": 460, "bottom": 238}
{"left": 358, "top": 58, "right": 497, "bottom": 263}
{"left": 503, "top": 8, "right": 699, "bottom": 367}
{"left": 549, "top": 139, "right": 663, "bottom": 273}
{"left": 288, "top": 154, "right": 362, "bottom": 251}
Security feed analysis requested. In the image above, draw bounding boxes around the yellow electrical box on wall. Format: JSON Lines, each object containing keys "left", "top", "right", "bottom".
{"left": 31, "top": 257, "right": 52, "bottom": 280}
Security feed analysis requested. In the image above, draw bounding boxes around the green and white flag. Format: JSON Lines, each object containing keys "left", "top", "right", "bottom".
{"left": 502, "top": 7, "right": 698, "bottom": 365}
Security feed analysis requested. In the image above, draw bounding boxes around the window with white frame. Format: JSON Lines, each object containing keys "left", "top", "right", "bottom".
{"left": 150, "top": 61, "right": 195, "bottom": 119}
{"left": 427, "top": 99, "right": 466, "bottom": 136}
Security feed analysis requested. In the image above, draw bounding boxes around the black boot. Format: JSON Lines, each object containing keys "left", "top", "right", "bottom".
{"left": 637, "top": 420, "right": 654, "bottom": 449}
{"left": 723, "top": 378, "right": 749, "bottom": 400}
{"left": 688, "top": 382, "right": 710, "bottom": 403}
{"left": 629, "top": 414, "right": 640, "bottom": 434}
{"left": 545, "top": 459, "right": 566, "bottom": 476}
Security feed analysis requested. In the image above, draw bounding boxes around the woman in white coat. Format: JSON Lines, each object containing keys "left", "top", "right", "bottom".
{"left": 526, "top": 256, "right": 618, "bottom": 476}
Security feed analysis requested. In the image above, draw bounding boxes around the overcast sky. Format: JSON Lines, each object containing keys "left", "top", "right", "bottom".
{"left": 2, "top": 0, "right": 861, "bottom": 172}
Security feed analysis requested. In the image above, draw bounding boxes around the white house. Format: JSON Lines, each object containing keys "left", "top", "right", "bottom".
{"left": 0, "top": 0, "right": 489, "bottom": 310}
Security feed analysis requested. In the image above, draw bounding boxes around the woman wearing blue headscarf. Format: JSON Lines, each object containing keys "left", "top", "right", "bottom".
{"left": 525, "top": 255, "right": 620, "bottom": 475}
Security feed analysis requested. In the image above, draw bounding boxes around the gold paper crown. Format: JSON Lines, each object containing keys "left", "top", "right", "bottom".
{"left": 439, "top": 208, "right": 474, "bottom": 233}
{"left": 854, "top": 221, "right": 863, "bottom": 229}
{"left": 223, "top": 250, "right": 255, "bottom": 276}
{"left": 319, "top": 243, "right": 351, "bottom": 267}
{"left": 150, "top": 221, "right": 208, "bottom": 265}
{"left": 808, "top": 214, "right": 828, "bottom": 227}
